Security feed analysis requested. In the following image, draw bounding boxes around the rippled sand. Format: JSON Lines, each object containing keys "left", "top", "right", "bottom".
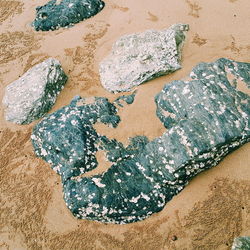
{"left": 0, "top": 0, "right": 250, "bottom": 249}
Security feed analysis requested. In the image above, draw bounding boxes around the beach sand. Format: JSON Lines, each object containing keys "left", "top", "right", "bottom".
{"left": 0, "top": 0, "right": 250, "bottom": 249}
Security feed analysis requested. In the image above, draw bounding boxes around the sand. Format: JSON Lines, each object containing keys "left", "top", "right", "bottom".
{"left": 0, "top": 0, "right": 250, "bottom": 249}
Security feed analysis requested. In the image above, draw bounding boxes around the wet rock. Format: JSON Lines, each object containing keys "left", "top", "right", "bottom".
{"left": 33, "top": 0, "right": 105, "bottom": 31}
{"left": 63, "top": 58, "right": 249, "bottom": 224}
{"left": 99, "top": 24, "right": 189, "bottom": 92}
{"left": 113, "top": 91, "right": 137, "bottom": 107}
{"left": 2, "top": 58, "right": 67, "bottom": 124}
{"left": 32, "top": 58, "right": 250, "bottom": 224}
{"left": 98, "top": 135, "right": 149, "bottom": 163}
{"left": 232, "top": 236, "right": 250, "bottom": 250}
{"left": 31, "top": 96, "right": 120, "bottom": 181}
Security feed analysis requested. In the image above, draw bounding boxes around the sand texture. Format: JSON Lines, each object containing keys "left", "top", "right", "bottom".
{"left": 0, "top": 0, "right": 250, "bottom": 249}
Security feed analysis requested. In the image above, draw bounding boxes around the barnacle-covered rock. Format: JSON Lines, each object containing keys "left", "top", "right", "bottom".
{"left": 33, "top": 0, "right": 105, "bottom": 31}
{"left": 63, "top": 58, "right": 249, "bottom": 224}
{"left": 99, "top": 24, "right": 189, "bottom": 92}
{"left": 32, "top": 58, "right": 250, "bottom": 224}
{"left": 32, "top": 96, "right": 120, "bottom": 181}
{"left": 232, "top": 236, "right": 250, "bottom": 250}
{"left": 2, "top": 58, "right": 67, "bottom": 124}
{"left": 155, "top": 58, "right": 250, "bottom": 130}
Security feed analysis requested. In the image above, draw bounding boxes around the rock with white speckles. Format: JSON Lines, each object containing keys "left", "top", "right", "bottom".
{"left": 32, "top": 96, "right": 120, "bottom": 181}
{"left": 232, "top": 236, "right": 250, "bottom": 250}
{"left": 2, "top": 58, "right": 68, "bottom": 125}
{"left": 32, "top": 58, "right": 250, "bottom": 224}
{"left": 99, "top": 24, "right": 189, "bottom": 92}
{"left": 63, "top": 58, "right": 249, "bottom": 224}
{"left": 33, "top": 0, "right": 105, "bottom": 31}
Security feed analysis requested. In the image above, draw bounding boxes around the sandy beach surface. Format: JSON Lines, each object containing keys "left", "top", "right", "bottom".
{"left": 0, "top": 0, "right": 250, "bottom": 249}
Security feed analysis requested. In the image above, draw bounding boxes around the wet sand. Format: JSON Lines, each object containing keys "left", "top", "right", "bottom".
{"left": 0, "top": 0, "right": 250, "bottom": 249}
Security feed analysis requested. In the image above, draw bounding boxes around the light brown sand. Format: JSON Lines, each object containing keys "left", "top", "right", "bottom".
{"left": 0, "top": 0, "right": 250, "bottom": 249}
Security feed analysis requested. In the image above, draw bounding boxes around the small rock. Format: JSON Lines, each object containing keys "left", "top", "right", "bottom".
{"left": 232, "top": 236, "right": 250, "bottom": 250}
{"left": 172, "top": 235, "right": 178, "bottom": 241}
{"left": 33, "top": 0, "right": 105, "bottom": 31}
{"left": 99, "top": 24, "right": 189, "bottom": 92}
{"left": 2, "top": 58, "right": 68, "bottom": 124}
{"left": 114, "top": 91, "right": 137, "bottom": 107}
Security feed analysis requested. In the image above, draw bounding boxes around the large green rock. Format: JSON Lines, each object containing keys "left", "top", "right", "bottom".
{"left": 99, "top": 24, "right": 189, "bottom": 92}
{"left": 33, "top": 0, "right": 105, "bottom": 31}
{"left": 232, "top": 236, "right": 250, "bottom": 250}
{"left": 32, "top": 58, "right": 250, "bottom": 224}
{"left": 2, "top": 58, "right": 68, "bottom": 124}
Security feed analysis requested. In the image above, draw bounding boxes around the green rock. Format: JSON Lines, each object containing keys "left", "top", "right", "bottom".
{"left": 99, "top": 24, "right": 189, "bottom": 92}
{"left": 232, "top": 237, "right": 250, "bottom": 250}
{"left": 32, "top": 58, "right": 250, "bottom": 224}
{"left": 2, "top": 58, "right": 68, "bottom": 124}
{"left": 63, "top": 58, "right": 249, "bottom": 224}
{"left": 33, "top": 0, "right": 105, "bottom": 31}
{"left": 113, "top": 91, "right": 137, "bottom": 107}
{"left": 32, "top": 96, "right": 120, "bottom": 181}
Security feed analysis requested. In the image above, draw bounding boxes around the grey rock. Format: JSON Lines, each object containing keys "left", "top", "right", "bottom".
{"left": 63, "top": 58, "right": 249, "bottom": 224}
{"left": 232, "top": 236, "right": 250, "bottom": 250}
{"left": 2, "top": 58, "right": 68, "bottom": 124}
{"left": 113, "top": 91, "right": 137, "bottom": 107}
{"left": 31, "top": 95, "right": 120, "bottom": 181}
{"left": 33, "top": 0, "right": 105, "bottom": 31}
{"left": 99, "top": 24, "right": 189, "bottom": 92}
{"left": 32, "top": 58, "right": 250, "bottom": 224}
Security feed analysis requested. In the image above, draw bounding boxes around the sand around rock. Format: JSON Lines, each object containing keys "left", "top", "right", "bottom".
{"left": 0, "top": 0, "right": 250, "bottom": 249}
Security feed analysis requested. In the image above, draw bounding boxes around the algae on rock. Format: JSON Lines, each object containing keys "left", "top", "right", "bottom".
{"left": 99, "top": 24, "right": 189, "bottom": 92}
{"left": 2, "top": 58, "right": 67, "bottom": 124}
{"left": 32, "top": 58, "right": 250, "bottom": 224}
{"left": 33, "top": 0, "right": 105, "bottom": 31}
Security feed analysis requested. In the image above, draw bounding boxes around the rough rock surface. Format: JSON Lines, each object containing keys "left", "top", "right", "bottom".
{"left": 32, "top": 96, "right": 120, "bottom": 181}
{"left": 32, "top": 58, "right": 249, "bottom": 224}
{"left": 2, "top": 58, "right": 68, "bottom": 124}
{"left": 99, "top": 24, "right": 189, "bottom": 92}
{"left": 33, "top": 0, "right": 105, "bottom": 31}
{"left": 232, "top": 236, "right": 250, "bottom": 250}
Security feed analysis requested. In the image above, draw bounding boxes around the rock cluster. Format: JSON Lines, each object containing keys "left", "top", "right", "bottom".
{"left": 2, "top": 58, "right": 67, "bottom": 124}
{"left": 33, "top": 0, "right": 105, "bottom": 31}
{"left": 99, "top": 24, "right": 189, "bottom": 92}
{"left": 32, "top": 58, "right": 250, "bottom": 224}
